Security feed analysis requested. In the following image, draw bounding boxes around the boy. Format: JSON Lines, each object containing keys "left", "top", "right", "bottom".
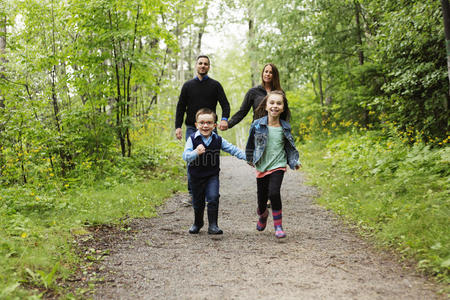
{"left": 182, "top": 108, "right": 245, "bottom": 234}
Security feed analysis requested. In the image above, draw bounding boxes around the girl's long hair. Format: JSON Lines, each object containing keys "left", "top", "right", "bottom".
{"left": 261, "top": 63, "right": 282, "bottom": 91}
{"left": 254, "top": 90, "right": 291, "bottom": 122}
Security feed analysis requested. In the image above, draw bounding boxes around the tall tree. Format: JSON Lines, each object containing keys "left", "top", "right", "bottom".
{"left": 0, "top": 15, "right": 6, "bottom": 109}
{"left": 441, "top": 0, "right": 450, "bottom": 96}
{"left": 0, "top": 13, "right": 6, "bottom": 176}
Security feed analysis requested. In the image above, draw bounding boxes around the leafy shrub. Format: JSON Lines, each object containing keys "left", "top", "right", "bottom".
{"left": 300, "top": 131, "right": 449, "bottom": 281}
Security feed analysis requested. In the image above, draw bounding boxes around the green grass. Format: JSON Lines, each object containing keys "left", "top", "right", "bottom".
{"left": 0, "top": 175, "right": 184, "bottom": 299}
{"left": 0, "top": 108, "right": 188, "bottom": 298}
{"left": 299, "top": 131, "right": 449, "bottom": 285}
{"left": 0, "top": 124, "right": 186, "bottom": 299}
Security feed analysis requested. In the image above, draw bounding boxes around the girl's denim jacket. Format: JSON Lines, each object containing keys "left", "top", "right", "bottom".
{"left": 245, "top": 116, "right": 300, "bottom": 170}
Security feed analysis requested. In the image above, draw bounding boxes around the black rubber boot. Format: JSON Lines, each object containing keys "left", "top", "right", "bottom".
{"left": 207, "top": 209, "right": 223, "bottom": 234}
{"left": 189, "top": 208, "right": 204, "bottom": 234}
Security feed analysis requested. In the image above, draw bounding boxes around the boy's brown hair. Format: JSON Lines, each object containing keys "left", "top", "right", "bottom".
{"left": 195, "top": 108, "right": 217, "bottom": 123}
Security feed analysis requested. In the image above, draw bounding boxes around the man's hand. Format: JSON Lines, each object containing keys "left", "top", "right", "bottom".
{"left": 195, "top": 144, "right": 206, "bottom": 155}
{"left": 218, "top": 120, "right": 228, "bottom": 131}
{"left": 175, "top": 128, "right": 182, "bottom": 140}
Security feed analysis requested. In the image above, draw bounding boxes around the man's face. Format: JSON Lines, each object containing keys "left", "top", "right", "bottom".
{"left": 196, "top": 57, "right": 210, "bottom": 76}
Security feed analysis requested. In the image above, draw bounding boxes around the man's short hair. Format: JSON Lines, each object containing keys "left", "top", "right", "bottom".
{"left": 195, "top": 108, "right": 217, "bottom": 122}
{"left": 196, "top": 55, "right": 210, "bottom": 64}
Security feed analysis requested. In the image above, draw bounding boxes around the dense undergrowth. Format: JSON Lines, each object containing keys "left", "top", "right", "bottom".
{"left": 299, "top": 130, "right": 449, "bottom": 287}
{"left": 0, "top": 122, "right": 185, "bottom": 299}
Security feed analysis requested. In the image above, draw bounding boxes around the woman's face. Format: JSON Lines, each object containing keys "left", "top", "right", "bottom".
{"left": 262, "top": 65, "right": 273, "bottom": 85}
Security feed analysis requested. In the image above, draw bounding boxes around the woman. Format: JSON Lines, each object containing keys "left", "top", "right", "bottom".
{"left": 228, "top": 63, "right": 283, "bottom": 208}
{"left": 227, "top": 63, "right": 283, "bottom": 129}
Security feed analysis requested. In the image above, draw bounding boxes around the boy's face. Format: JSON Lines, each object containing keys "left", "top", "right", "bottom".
{"left": 195, "top": 113, "right": 216, "bottom": 137}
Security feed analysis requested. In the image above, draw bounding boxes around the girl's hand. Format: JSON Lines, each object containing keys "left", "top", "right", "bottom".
{"left": 195, "top": 144, "right": 206, "bottom": 155}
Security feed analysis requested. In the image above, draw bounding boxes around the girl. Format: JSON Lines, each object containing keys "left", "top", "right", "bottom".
{"left": 245, "top": 90, "right": 301, "bottom": 238}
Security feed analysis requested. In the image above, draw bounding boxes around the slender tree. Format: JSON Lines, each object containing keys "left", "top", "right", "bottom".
{"left": 0, "top": 14, "right": 6, "bottom": 176}
{"left": 441, "top": 0, "right": 450, "bottom": 95}
{"left": 0, "top": 15, "right": 6, "bottom": 109}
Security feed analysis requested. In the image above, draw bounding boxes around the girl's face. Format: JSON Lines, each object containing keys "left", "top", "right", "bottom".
{"left": 265, "top": 94, "right": 284, "bottom": 118}
{"left": 262, "top": 65, "right": 273, "bottom": 84}
{"left": 195, "top": 113, "right": 216, "bottom": 137}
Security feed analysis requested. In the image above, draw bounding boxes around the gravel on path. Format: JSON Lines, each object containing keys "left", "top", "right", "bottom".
{"left": 83, "top": 156, "right": 441, "bottom": 300}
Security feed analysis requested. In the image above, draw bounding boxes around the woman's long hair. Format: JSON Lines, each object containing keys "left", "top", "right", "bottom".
{"left": 261, "top": 63, "right": 282, "bottom": 91}
{"left": 253, "top": 90, "right": 291, "bottom": 122}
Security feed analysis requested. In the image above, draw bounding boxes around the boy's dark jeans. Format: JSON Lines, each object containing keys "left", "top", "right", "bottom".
{"left": 189, "top": 174, "right": 220, "bottom": 211}
{"left": 256, "top": 170, "right": 284, "bottom": 212}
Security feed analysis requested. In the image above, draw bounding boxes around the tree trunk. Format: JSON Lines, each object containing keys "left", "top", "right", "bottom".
{"left": 50, "top": 1, "right": 61, "bottom": 132}
{"left": 0, "top": 16, "right": 6, "bottom": 176}
{"left": 187, "top": 34, "right": 193, "bottom": 77}
{"left": 197, "top": 0, "right": 209, "bottom": 55}
{"left": 247, "top": 1, "right": 257, "bottom": 88}
{"left": 318, "top": 68, "right": 324, "bottom": 107}
{"left": 0, "top": 15, "right": 5, "bottom": 109}
{"left": 108, "top": 9, "right": 126, "bottom": 157}
{"left": 0, "top": 16, "right": 6, "bottom": 110}
{"left": 354, "top": 0, "right": 369, "bottom": 127}
{"left": 354, "top": 0, "right": 364, "bottom": 65}
{"left": 124, "top": 4, "right": 140, "bottom": 157}
{"left": 441, "top": 0, "right": 450, "bottom": 96}
{"left": 51, "top": 0, "right": 73, "bottom": 175}
{"left": 146, "top": 47, "right": 169, "bottom": 114}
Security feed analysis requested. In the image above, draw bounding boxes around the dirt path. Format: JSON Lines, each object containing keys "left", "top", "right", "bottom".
{"left": 87, "top": 157, "right": 441, "bottom": 299}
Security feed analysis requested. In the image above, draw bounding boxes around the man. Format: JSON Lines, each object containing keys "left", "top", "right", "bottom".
{"left": 175, "top": 55, "right": 230, "bottom": 206}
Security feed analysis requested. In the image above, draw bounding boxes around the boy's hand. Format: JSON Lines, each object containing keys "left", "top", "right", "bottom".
{"left": 295, "top": 164, "right": 301, "bottom": 170}
{"left": 195, "top": 144, "right": 206, "bottom": 155}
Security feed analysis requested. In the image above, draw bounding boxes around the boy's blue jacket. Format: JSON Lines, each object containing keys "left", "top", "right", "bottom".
{"left": 245, "top": 116, "right": 300, "bottom": 170}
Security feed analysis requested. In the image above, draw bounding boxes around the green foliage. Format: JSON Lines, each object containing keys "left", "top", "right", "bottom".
{"left": 212, "top": 45, "right": 253, "bottom": 147}
{"left": 0, "top": 119, "right": 185, "bottom": 298}
{"left": 0, "top": 0, "right": 183, "bottom": 186}
{"left": 300, "top": 132, "right": 450, "bottom": 282}
{"left": 372, "top": 1, "right": 448, "bottom": 143}
{"left": 252, "top": 0, "right": 448, "bottom": 144}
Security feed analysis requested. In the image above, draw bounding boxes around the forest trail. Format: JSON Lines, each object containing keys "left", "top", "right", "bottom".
{"left": 87, "top": 157, "right": 441, "bottom": 299}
